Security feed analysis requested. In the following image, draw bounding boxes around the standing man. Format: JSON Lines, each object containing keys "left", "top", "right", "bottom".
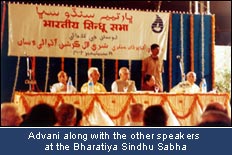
{"left": 142, "top": 43, "right": 163, "bottom": 91}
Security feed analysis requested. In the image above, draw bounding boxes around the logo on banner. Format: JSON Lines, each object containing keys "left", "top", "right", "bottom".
{"left": 151, "top": 15, "right": 164, "bottom": 33}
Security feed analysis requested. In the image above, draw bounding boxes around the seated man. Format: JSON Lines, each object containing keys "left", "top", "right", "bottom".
{"left": 20, "top": 103, "right": 57, "bottom": 126}
{"left": 142, "top": 74, "right": 163, "bottom": 92}
{"left": 111, "top": 67, "right": 137, "bottom": 92}
{"left": 55, "top": 103, "right": 76, "bottom": 126}
{"left": 125, "top": 103, "right": 144, "bottom": 126}
{"left": 75, "top": 108, "right": 83, "bottom": 126}
{"left": 197, "top": 110, "right": 231, "bottom": 127}
{"left": 170, "top": 71, "right": 200, "bottom": 93}
{"left": 80, "top": 67, "right": 107, "bottom": 93}
{"left": 1, "top": 103, "right": 22, "bottom": 126}
{"left": 50, "top": 71, "right": 77, "bottom": 93}
{"left": 143, "top": 105, "right": 168, "bottom": 126}
{"left": 204, "top": 102, "right": 228, "bottom": 115}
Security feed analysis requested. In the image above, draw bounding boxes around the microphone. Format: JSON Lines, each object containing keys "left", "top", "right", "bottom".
{"left": 176, "top": 55, "right": 181, "bottom": 60}
{"left": 24, "top": 52, "right": 30, "bottom": 77}
{"left": 27, "top": 57, "right": 30, "bottom": 77}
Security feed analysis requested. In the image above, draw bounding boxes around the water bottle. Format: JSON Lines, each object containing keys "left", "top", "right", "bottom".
{"left": 67, "top": 76, "right": 73, "bottom": 93}
{"left": 200, "top": 78, "right": 207, "bottom": 93}
{"left": 88, "top": 78, "right": 94, "bottom": 93}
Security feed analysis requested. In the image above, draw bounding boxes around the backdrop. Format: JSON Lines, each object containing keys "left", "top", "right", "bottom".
{"left": 1, "top": 2, "right": 214, "bottom": 102}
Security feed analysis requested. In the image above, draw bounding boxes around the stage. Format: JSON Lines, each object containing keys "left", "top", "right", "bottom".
{"left": 14, "top": 91, "right": 231, "bottom": 126}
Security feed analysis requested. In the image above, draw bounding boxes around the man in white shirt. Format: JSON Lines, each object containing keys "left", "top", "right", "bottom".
{"left": 80, "top": 67, "right": 107, "bottom": 93}
{"left": 170, "top": 71, "right": 200, "bottom": 93}
{"left": 50, "top": 71, "right": 77, "bottom": 93}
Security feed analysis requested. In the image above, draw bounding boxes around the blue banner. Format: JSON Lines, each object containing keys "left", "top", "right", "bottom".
{"left": 0, "top": 127, "right": 231, "bottom": 155}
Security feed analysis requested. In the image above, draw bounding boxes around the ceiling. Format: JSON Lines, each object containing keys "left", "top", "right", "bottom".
{"left": 6, "top": 1, "right": 231, "bottom": 45}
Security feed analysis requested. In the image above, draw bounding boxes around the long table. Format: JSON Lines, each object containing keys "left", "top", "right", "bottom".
{"left": 14, "top": 91, "right": 231, "bottom": 126}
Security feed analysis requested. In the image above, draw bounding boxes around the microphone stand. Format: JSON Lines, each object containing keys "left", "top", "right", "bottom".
{"left": 26, "top": 56, "right": 32, "bottom": 92}
{"left": 177, "top": 55, "right": 185, "bottom": 82}
{"left": 28, "top": 69, "right": 32, "bottom": 92}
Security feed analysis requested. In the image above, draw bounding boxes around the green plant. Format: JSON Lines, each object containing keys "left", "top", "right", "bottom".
{"left": 215, "top": 69, "right": 231, "bottom": 95}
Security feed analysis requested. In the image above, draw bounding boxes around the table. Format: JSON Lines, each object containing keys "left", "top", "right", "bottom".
{"left": 14, "top": 91, "right": 231, "bottom": 126}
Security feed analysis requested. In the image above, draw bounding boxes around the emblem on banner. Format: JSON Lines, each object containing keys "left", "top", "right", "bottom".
{"left": 151, "top": 15, "right": 164, "bottom": 33}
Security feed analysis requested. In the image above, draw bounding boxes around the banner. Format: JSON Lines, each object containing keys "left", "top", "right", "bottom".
{"left": 8, "top": 3, "right": 169, "bottom": 60}
{"left": 0, "top": 127, "right": 232, "bottom": 155}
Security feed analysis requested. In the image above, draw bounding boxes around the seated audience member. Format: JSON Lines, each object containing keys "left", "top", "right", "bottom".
{"left": 55, "top": 103, "right": 76, "bottom": 126}
{"left": 143, "top": 105, "right": 168, "bottom": 126}
{"left": 21, "top": 114, "right": 27, "bottom": 121}
{"left": 81, "top": 67, "right": 107, "bottom": 93}
{"left": 50, "top": 71, "right": 77, "bottom": 93}
{"left": 1, "top": 103, "right": 22, "bottom": 126}
{"left": 170, "top": 71, "right": 200, "bottom": 93}
{"left": 75, "top": 108, "right": 83, "bottom": 126}
{"left": 204, "top": 102, "right": 228, "bottom": 115}
{"left": 197, "top": 110, "right": 231, "bottom": 127}
{"left": 142, "top": 74, "right": 163, "bottom": 92}
{"left": 111, "top": 67, "right": 137, "bottom": 92}
{"left": 125, "top": 103, "right": 144, "bottom": 126}
{"left": 20, "top": 103, "right": 57, "bottom": 126}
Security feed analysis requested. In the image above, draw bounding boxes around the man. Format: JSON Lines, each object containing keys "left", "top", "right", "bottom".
{"left": 125, "top": 103, "right": 144, "bottom": 126}
{"left": 80, "top": 67, "right": 106, "bottom": 93}
{"left": 143, "top": 105, "right": 168, "bottom": 126}
{"left": 142, "top": 43, "right": 164, "bottom": 91}
{"left": 20, "top": 103, "right": 57, "bottom": 126}
{"left": 1, "top": 103, "right": 22, "bottom": 126}
{"left": 55, "top": 103, "right": 76, "bottom": 126}
{"left": 170, "top": 71, "right": 200, "bottom": 93}
{"left": 197, "top": 110, "right": 231, "bottom": 127}
{"left": 111, "top": 67, "right": 137, "bottom": 92}
{"left": 50, "top": 71, "right": 77, "bottom": 93}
